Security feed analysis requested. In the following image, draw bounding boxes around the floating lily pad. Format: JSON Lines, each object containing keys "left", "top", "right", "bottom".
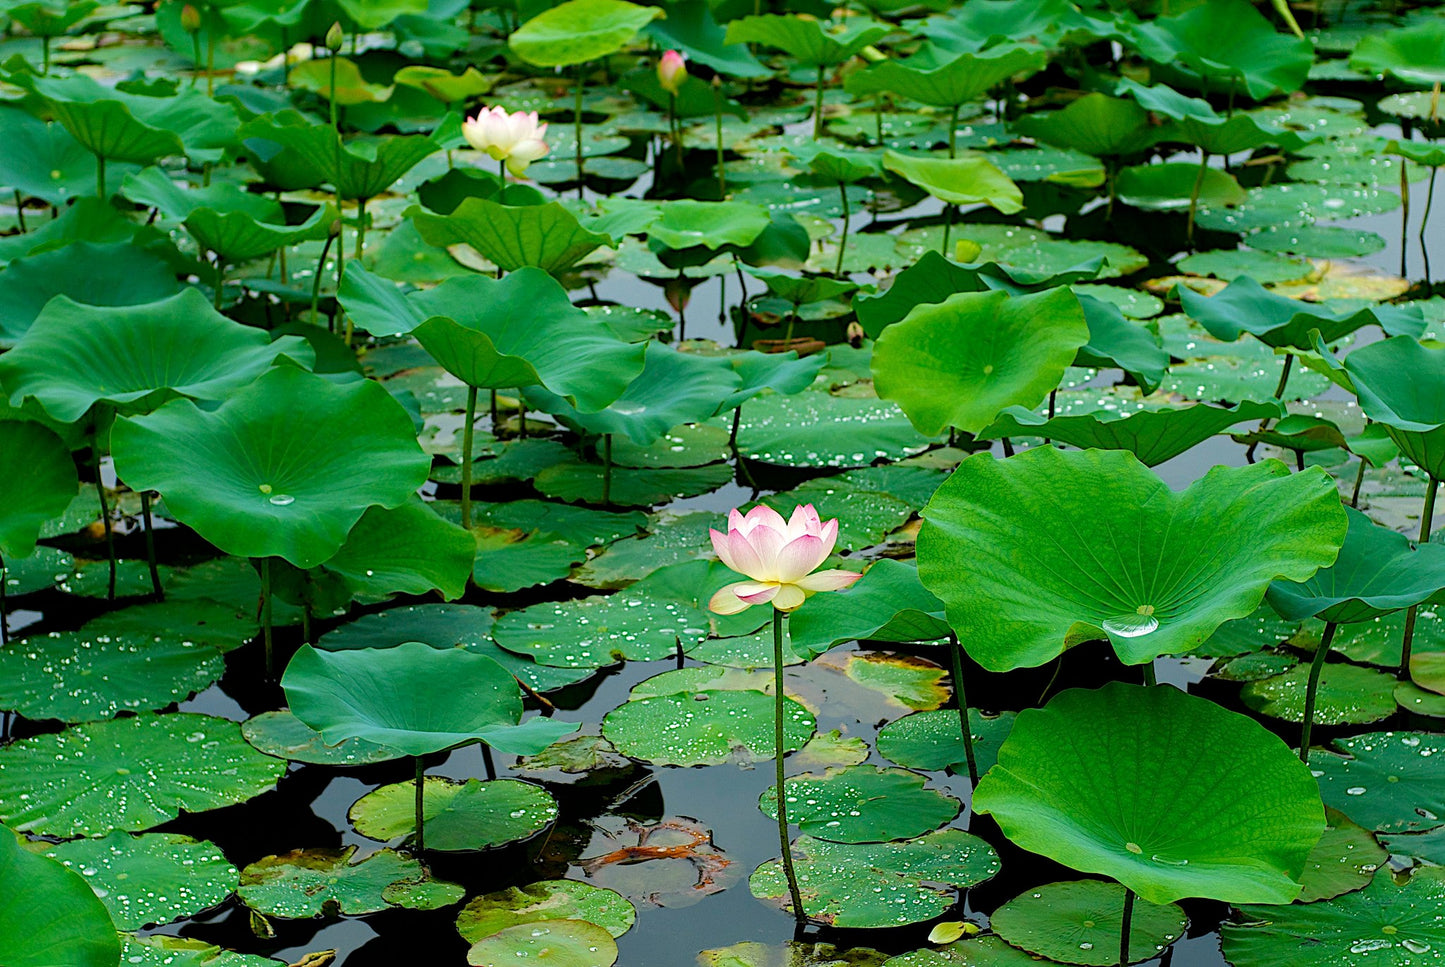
{"left": 0, "top": 713, "right": 285, "bottom": 838}
{"left": 759, "top": 766, "right": 959, "bottom": 844}
{"left": 241, "top": 710, "right": 407, "bottom": 766}
{"left": 1298, "top": 808, "right": 1389, "bottom": 903}
{"left": 989, "top": 880, "right": 1187, "bottom": 966}
{"left": 1397, "top": 683, "right": 1445, "bottom": 718}
{"left": 1241, "top": 662, "right": 1398, "bottom": 726}
{"left": 876, "top": 709, "right": 1016, "bottom": 776}
{"left": 534, "top": 461, "right": 733, "bottom": 507}
{"left": 82, "top": 597, "right": 257, "bottom": 654}
{"left": 472, "top": 527, "right": 585, "bottom": 592}
{"left": 1314, "top": 732, "right": 1445, "bottom": 833}
{"left": 350, "top": 777, "right": 559, "bottom": 851}
{"left": 749, "top": 829, "right": 999, "bottom": 928}
{"left": 811, "top": 650, "right": 949, "bottom": 713}
{"left": 882, "top": 936, "right": 1041, "bottom": 967}
{"left": 456, "top": 879, "right": 636, "bottom": 943}
{"left": 44, "top": 832, "right": 237, "bottom": 930}
{"left": 467, "top": 920, "right": 618, "bottom": 967}
{"left": 238, "top": 846, "right": 462, "bottom": 918}
{"left": 793, "top": 731, "right": 871, "bottom": 770}
{"left": 723, "top": 390, "right": 935, "bottom": 468}
{"left": 117, "top": 935, "right": 282, "bottom": 967}
{"left": 603, "top": 688, "right": 815, "bottom": 767}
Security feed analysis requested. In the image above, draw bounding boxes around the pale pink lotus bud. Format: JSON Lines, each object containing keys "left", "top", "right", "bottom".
{"left": 658, "top": 50, "right": 688, "bottom": 95}
{"left": 708, "top": 504, "right": 861, "bottom": 614}
{"left": 461, "top": 105, "right": 550, "bottom": 176}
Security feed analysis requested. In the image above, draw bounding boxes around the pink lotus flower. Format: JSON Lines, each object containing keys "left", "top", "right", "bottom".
{"left": 658, "top": 50, "right": 688, "bottom": 95}
{"left": 709, "top": 504, "right": 861, "bottom": 614}
{"left": 462, "top": 106, "right": 550, "bottom": 176}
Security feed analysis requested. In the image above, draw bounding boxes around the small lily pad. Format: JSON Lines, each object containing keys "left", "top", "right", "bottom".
{"left": 876, "top": 709, "right": 1016, "bottom": 776}
{"left": 456, "top": 879, "right": 636, "bottom": 943}
{"left": 759, "top": 766, "right": 960, "bottom": 844}
{"left": 603, "top": 688, "right": 815, "bottom": 767}
{"left": 534, "top": 461, "right": 733, "bottom": 507}
{"left": 466, "top": 919, "right": 618, "bottom": 967}
{"left": 989, "top": 880, "right": 1187, "bottom": 966}
{"left": 1241, "top": 662, "right": 1398, "bottom": 725}
{"left": 44, "top": 832, "right": 238, "bottom": 930}
{"left": 238, "top": 846, "right": 462, "bottom": 918}
{"left": 350, "top": 777, "right": 559, "bottom": 851}
{"left": 1314, "top": 731, "right": 1445, "bottom": 833}
{"left": 1298, "top": 808, "right": 1388, "bottom": 903}
{"left": 722, "top": 390, "right": 935, "bottom": 469}
{"left": 117, "top": 935, "right": 282, "bottom": 967}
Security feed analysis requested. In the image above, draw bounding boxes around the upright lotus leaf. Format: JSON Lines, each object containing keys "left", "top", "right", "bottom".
{"left": 845, "top": 44, "right": 1047, "bottom": 107}
{"left": 1351, "top": 20, "right": 1445, "bottom": 87}
{"left": 456, "top": 878, "right": 636, "bottom": 943}
{"left": 1073, "top": 294, "right": 1169, "bottom": 393}
{"left": 525, "top": 342, "right": 741, "bottom": 446}
{"left": 976, "top": 401, "right": 1283, "bottom": 467}
{"left": 744, "top": 268, "right": 857, "bottom": 308}
{"left": 718, "top": 351, "right": 827, "bottom": 413}
{"left": 239, "top": 112, "right": 440, "bottom": 199}
{"left": 0, "top": 823, "right": 120, "bottom": 967}
{"left": 1126, "top": 0, "right": 1312, "bottom": 99}
{"left": 1161, "top": 113, "right": 1308, "bottom": 157}
{"left": 872, "top": 287, "right": 1089, "bottom": 436}
{"left": 1114, "top": 162, "right": 1245, "bottom": 210}
{"left": 1333, "top": 336, "right": 1445, "bottom": 435}
{"left": 0, "top": 291, "right": 314, "bottom": 423}
{"left": 1011, "top": 93, "right": 1157, "bottom": 157}
{"left": 723, "top": 15, "right": 891, "bottom": 67}
{"left": 882, "top": 151, "right": 1023, "bottom": 213}
{"left": 648, "top": 200, "right": 771, "bottom": 257}
{"left": 789, "top": 559, "right": 949, "bottom": 657}
{"left": 974, "top": 682, "right": 1325, "bottom": 904}
{"left": 320, "top": 498, "right": 476, "bottom": 601}
{"left": 409, "top": 198, "right": 613, "bottom": 275}
{"left": 0, "top": 241, "right": 180, "bottom": 343}
{"left": 509, "top": 0, "right": 663, "bottom": 67}
{"left": 335, "top": 0, "right": 429, "bottom": 28}
{"left": 110, "top": 367, "right": 430, "bottom": 569}
{"left": 282, "top": 640, "right": 533, "bottom": 757}
{"left": 1267, "top": 507, "right": 1445, "bottom": 624}
{"left": 644, "top": 0, "right": 769, "bottom": 78}
{"left": 0, "top": 421, "right": 77, "bottom": 560}
{"left": 916, "top": 0, "right": 1097, "bottom": 52}
{"left": 917, "top": 448, "right": 1347, "bottom": 669}
{"left": 854, "top": 251, "right": 987, "bottom": 338}
{"left": 1177, "top": 276, "right": 1425, "bottom": 351}
{"left": 0, "top": 108, "right": 135, "bottom": 205}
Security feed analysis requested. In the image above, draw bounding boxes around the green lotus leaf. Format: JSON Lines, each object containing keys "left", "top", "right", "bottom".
{"left": 119, "top": 165, "right": 277, "bottom": 223}
{"left": 643, "top": 0, "right": 769, "bottom": 78}
{"left": 596, "top": 424, "right": 730, "bottom": 468}
{"left": 881, "top": 936, "right": 1042, "bottom": 967}
{"left": 118, "top": 934, "right": 281, "bottom": 967}
{"left": 1072, "top": 294, "right": 1169, "bottom": 392}
{"left": 1115, "top": 161, "right": 1245, "bottom": 210}
{"left": 1241, "top": 662, "right": 1398, "bottom": 726}
{"left": 1011, "top": 93, "right": 1157, "bottom": 157}
{"left": 872, "top": 287, "right": 1089, "bottom": 436}
{"left": 789, "top": 559, "right": 949, "bottom": 656}
{"left": 1332, "top": 335, "right": 1445, "bottom": 435}
{"left": 723, "top": 15, "right": 890, "bottom": 67}
{"left": 321, "top": 497, "right": 476, "bottom": 601}
{"left": 472, "top": 527, "right": 585, "bottom": 592}
{"left": 0, "top": 421, "right": 76, "bottom": 560}
{"left": 603, "top": 687, "right": 814, "bottom": 767}
{"left": 0, "top": 712, "right": 285, "bottom": 838}
{"left": 919, "top": 448, "right": 1347, "bottom": 669}
{"left": 1351, "top": 20, "right": 1445, "bottom": 87}
{"left": 44, "top": 832, "right": 236, "bottom": 930}
{"left": 845, "top": 44, "right": 1047, "bottom": 107}
{"left": 791, "top": 145, "right": 884, "bottom": 186}
{"left": 110, "top": 366, "right": 430, "bottom": 568}
{"left": 393, "top": 65, "right": 493, "bottom": 103}
{"left": 881, "top": 150, "right": 1022, "bottom": 212}
{"left": 853, "top": 251, "right": 988, "bottom": 338}
{"left": 749, "top": 830, "right": 999, "bottom": 928}
{"left": 1126, "top": 0, "right": 1311, "bottom": 99}
{"left": 466, "top": 920, "right": 617, "bottom": 967}
{"left": 989, "top": 880, "right": 1187, "bottom": 967}
{"left": 239, "top": 111, "right": 439, "bottom": 199}
{"left": 456, "top": 879, "right": 636, "bottom": 943}
{"left": 509, "top": 0, "right": 663, "bottom": 67}
{"left": 0, "top": 108, "right": 140, "bottom": 205}
{"left": 1297, "top": 807, "right": 1389, "bottom": 903}
{"left": 349, "top": 776, "right": 559, "bottom": 851}
{"left": 875, "top": 708, "right": 1016, "bottom": 776}
{"left": 973, "top": 682, "right": 1325, "bottom": 905}
{"left": 1313, "top": 731, "right": 1445, "bottom": 833}
{"left": 80, "top": 596, "right": 256, "bottom": 656}
{"left": 288, "top": 57, "right": 394, "bottom": 106}
{"left": 1267, "top": 507, "right": 1445, "bottom": 624}
{"left": 238, "top": 846, "right": 461, "bottom": 918}
{"left": 409, "top": 198, "right": 612, "bottom": 275}
{"left": 0, "top": 241, "right": 180, "bottom": 343}
{"left": 0, "top": 629, "right": 224, "bottom": 723}
{"left": 1177, "top": 276, "right": 1424, "bottom": 351}
{"left": 648, "top": 200, "right": 771, "bottom": 253}
{"left": 759, "top": 766, "right": 960, "bottom": 843}
{"left": 977, "top": 401, "right": 1282, "bottom": 467}
{"left": 1223, "top": 868, "right": 1445, "bottom": 967}
{"left": 1160, "top": 113, "right": 1308, "bottom": 156}
{"left": 241, "top": 709, "right": 408, "bottom": 766}
{"left": 744, "top": 267, "right": 858, "bottom": 307}
{"left": 721, "top": 388, "right": 935, "bottom": 468}
{"left": 0, "top": 823, "right": 120, "bottom": 967}
{"left": 7, "top": 0, "right": 97, "bottom": 36}
{"left": 533, "top": 460, "right": 731, "bottom": 507}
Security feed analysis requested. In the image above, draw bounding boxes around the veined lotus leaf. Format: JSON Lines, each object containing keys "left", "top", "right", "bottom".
{"left": 989, "top": 880, "right": 1187, "bottom": 967}
{"left": 603, "top": 687, "right": 814, "bottom": 767}
{"left": 1177, "top": 276, "right": 1424, "bottom": 351}
{"left": 1333, "top": 335, "right": 1445, "bottom": 435}
{"left": 334, "top": 0, "right": 428, "bottom": 28}
{"left": 526, "top": 341, "right": 740, "bottom": 446}
{"left": 1073, "top": 294, "right": 1169, "bottom": 393}
{"left": 744, "top": 267, "right": 858, "bottom": 307}
{"left": 408, "top": 198, "right": 612, "bottom": 275}
{"left": 1161, "top": 113, "right": 1309, "bottom": 156}
{"left": 789, "top": 559, "right": 949, "bottom": 656}
{"left": 185, "top": 204, "right": 334, "bottom": 264}
{"left": 321, "top": 497, "right": 476, "bottom": 601}
{"left": 0, "top": 108, "right": 141, "bottom": 205}
{"left": 110, "top": 367, "right": 430, "bottom": 569}
{"left": 1241, "top": 662, "right": 1398, "bottom": 726}
{"left": 0, "top": 712, "right": 285, "bottom": 838}
{"left": 881, "top": 936, "right": 1041, "bottom": 967}
{"left": 473, "top": 499, "right": 646, "bottom": 547}
{"left": 853, "top": 251, "right": 988, "bottom": 338}
{"left": 845, "top": 44, "right": 1047, "bottom": 107}
{"left": 393, "top": 65, "right": 493, "bottom": 103}
{"left": 915, "top": 0, "right": 1099, "bottom": 51}
{"left": 0, "top": 240, "right": 180, "bottom": 342}
{"left": 973, "top": 682, "right": 1325, "bottom": 905}
{"left": 118, "top": 934, "right": 282, "bottom": 967}
{"left": 1297, "top": 807, "right": 1388, "bottom": 903}
{"left": 872, "top": 287, "right": 1089, "bottom": 436}
{"left": 644, "top": 0, "right": 769, "bottom": 78}
{"left": 791, "top": 145, "right": 884, "bottom": 185}
{"left": 1222, "top": 868, "right": 1445, "bottom": 967}
{"left": 1126, "top": 0, "right": 1311, "bottom": 99}
{"left": 472, "top": 527, "right": 586, "bottom": 592}
{"left": 1313, "top": 731, "right": 1445, "bottom": 833}
{"left": 0, "top": 290, "right": 314, "bottom": 424}
{"left": 1350, "top": 20, "right": 1445, "bottom": 87}
{"left": 238, "top": 846, "right": 461, "bottom": 918}
{"left": 1267, "top": 507, "right": 1445, "bottom": 624}
{"left": 1011, "top": 93, "right": 1157, "bottom": 157}
{"left": 723, "top": 15, "right": 890, "bottom": 67}
{"left": 0, "top": 421, "right": 76, "bottom": 559}
{"left": 534, "top": 458, "right": 731, "bottom": 507}
{"left": 456, "top": 879, "right": 636, "bottom": 943}
{"left": 509, "top": 0, "right": 663, "bottom": 67}
{"left": 44, "top": 832, "right": 237, "bottom": 930}
{"left": 876, "top": 708, "right": 1016, "bottom": 776}
{"left": 918, "top": 448, "right": 1347, "bottom": 669}
{"left": 466, "top": 920, "right": 617, "bottom": 967}
{"left": 648, "top": 200, "right": 771, "bottom": 253}
{"left": 239, "top": 112, "right": 440, "bottom": 199}
{"left": 1114, "top": 161, "right": 1245, "bottom": 210}
{"left": 759, "top": 766, "right": 960, "bottom": 843}
{"left": 349, "top": 777, "right": 559, "bottom": 851}
{"left": 882, "top": 150, "right": 1023, "bottom": 212}
{"left": 976, "top": 401, "right": 1283, "bottom": 467}
{"left": 0, "top": 823, "right": 120, "bottom": 967}
{"left": 0, "top": 629, "right": 224, "bottom": 723}
{"left": 119, "top": 166, "right": 278, "bottom": 223}
{"left": 288, "top": 57, "right": 394, "bottom": 105}
{"left": 241, "top": 709, "right": 407, "bottom": 766}
{"left": 282, "top": 640, "right": 544, "bottom": 757}
{"left": 595, "top": 424, "right": 730, "bottom": 469}
{"left": 749, "top": 829, "right": 999, "bottom": 928}
{"left": 720, "top": 388, "right": 935, "bottom": 468}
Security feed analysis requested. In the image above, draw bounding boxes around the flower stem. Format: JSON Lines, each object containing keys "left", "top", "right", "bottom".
{"left": 814, "top": 64, "right": 825, "bottom": 139}
{"left": 1187, "top": 153, "right": 1208, "bottom": 248}
{"left": 260, "top": 556, "right": 275, "bottom": 678}
{"left": 1119, "top": 888, "right": 1135, "bottom": 966}
{"left": 602, "top": 433, "right": 613, "bottom": 506}
{"left": 96, "top": 154, "right": 106, "bottom": 199}
{"left": 773, "top": 608, "right": 806, "bottom": 921}
{"left": 1401, "top": 475, "right": 1440, "bottom": 677}
{"left": 461, "top": 385, "right": 478, "bottom": 530}
{"left": 92, "top": 423, "right": 117, "bottom": 601}
{"left": 310, "top": 231, "right": 336, "bottom": 329}
{"left": 141, "top": 491, "right": 162, "bottom": 599}
{"left": 575, "top": 64, "right": 586, "bottom": 198}
{"left": 414, "top": 756, "right": 426, "bottom": 852}
{"left": 715, "top": 82, "right": 726, "bottom": 197}
{"left": 835, "top": 183, "right": 850, "bottom": 278}
{"left": 946, "top": 633, "right": 979, "bottom": 785}
{"left": 0, "top": 552, "right": 9, "bottom": 645}
{"left": 1300, "top": 621, "right": 1338, "bottom": 764}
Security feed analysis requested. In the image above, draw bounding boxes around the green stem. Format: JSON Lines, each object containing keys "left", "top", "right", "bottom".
{"left": 141, "top": 491, "right": 162, "bottom": 599}
{"left": 1300, "top": 622, "right": 1338, "bottom": 764}
{"left": 1420, "top": 166, "right": 1438, "bottom": 289}
{"left": 1187, "top": 153, "right": 1208, "bottom": 247}
{"left": 96, "top": 154, "right": 106, "bottom": 199}
{"left": 1119, "top": 888, "right": 1135, "bottom": 967}
{"left": 309, "top": 231, "right": 336, "bottom": 329}
{"left": 835, "top": 183, "right": 850, "bottom": 278}
{"left": 669, "top": 92, "right": 681, "bottom": 165}
{"left": 414, "top": 756, "right": 426, "bottom": 852}
{"left": 354, "top": 196, "right": 367, "bottom": 261}
{"left": 715, "top": 82, "right": 726, "bottom": 197}
{"left": 946, "top": 633, "right": 979, "bottom": 785}
{"left": 773, "top": 609, "right": 806, "bottom": 921}
{"left": 1401, "top": 476, "right": 1440, "bottom": 677}
{"left": 1400, "top": 162, "right": 1410, "bottom": 279}
{"left": 575, "top": 64, "right": 586, "bottom": 199}
{"left": 947, "top": 102, "right": 960, "bottom": 158}
{"left": 461, "top": 385, "right": 478, "bottom": 530}
{"left": 1351, "top": 455, "right": 1368, "bottom": 508}
{"left": 329, "top": 51, "right": 339, "bottom": 133}
{"left": 92, "top": 430, "right": 116, "bottom": 601}
{"left": 517, "top": 392, "right": 527, "bottom": 439}
{"left": 941, "top": 204, "right": 955, "bottom": 256}
{"left": 490, "top": 388, "right": 499, "bottom": 427}
{"left": 13, "top": 190, "right": 24, "bottom": 234}
{"left": 602, "top": 433, "right": 613, "bottom": 506}
{"left": 1272, "top": 352, "right": 1295, "bottom": 402}
{"left": 42, "top": 35, "right": 50, "bottom": 75}
{"left": 1, "top": 551, "right": 9, "bottom": 645}
{"left": 814, "top": 64, "right": 826, "bottom": 140}
{"left": 213, "top": 256, "right": 225, "bottom": 310}
{"left": 260, "top": 556, "right": 274, "bottom": 678}
{"left": 1142, "top": 662, "right": 1157, "bottom": 687}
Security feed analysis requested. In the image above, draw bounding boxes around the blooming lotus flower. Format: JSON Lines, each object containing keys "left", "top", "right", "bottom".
{"left": 462, "top": 106, "right": 550, "bottom": 176}
{"left": 658, "top": 50, "right": 688, "bottom": 95}
{"left": 709, "top": 504, "right": 861, "bottom": 614}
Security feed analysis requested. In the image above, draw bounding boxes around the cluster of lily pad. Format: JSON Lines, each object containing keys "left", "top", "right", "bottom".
{"left": 4, "top": 0, "right": 1445, "bottom": 965}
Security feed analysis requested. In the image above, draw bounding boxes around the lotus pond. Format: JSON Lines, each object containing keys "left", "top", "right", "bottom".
{"left": 7, "top": 0, "right": 1445, "bottom": 965}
